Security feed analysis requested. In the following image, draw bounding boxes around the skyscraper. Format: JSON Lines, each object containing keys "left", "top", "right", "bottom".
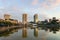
{"left": 34, "top": 14, "right": 38, "bottom": 23}
{"left": 22, "top": 14, "right": 27, "bottom": 26}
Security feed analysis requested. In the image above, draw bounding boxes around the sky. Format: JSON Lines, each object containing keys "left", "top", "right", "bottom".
{"left": 0, "top": 0, "right": 60, "bottom": 21}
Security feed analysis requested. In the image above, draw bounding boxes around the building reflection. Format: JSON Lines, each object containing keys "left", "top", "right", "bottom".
{"left": 34, "top": 28, "right": 38, "bottom": 37}
{"left": 22, "top": 27, "right": 27, "bottom": 38}
{"left": 0, "top": 25, "right": 60, "bottom": 38}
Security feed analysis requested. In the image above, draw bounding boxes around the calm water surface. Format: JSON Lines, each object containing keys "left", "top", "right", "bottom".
{"left": 0, "top": 28, "right": 60, "bottom": 40}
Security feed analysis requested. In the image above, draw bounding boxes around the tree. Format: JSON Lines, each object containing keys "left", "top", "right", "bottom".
{"left": 4, "top": 21, "right": 12, "bottom": 27}
{"left": 51, "top": 20, "right": 59, "bottom": 24}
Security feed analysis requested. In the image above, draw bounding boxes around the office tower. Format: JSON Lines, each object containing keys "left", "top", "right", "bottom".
{"left": 22, "top": 14, "right": 27, "bottom": 27}
{"left": 4, "top": 14, "right": 10, "bottom": 20}
{"left": 34, "top": 14, "right": 38, "bottom": 23}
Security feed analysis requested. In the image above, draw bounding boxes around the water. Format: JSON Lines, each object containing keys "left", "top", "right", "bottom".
{"left": 0, "top": 28, "right": 60, "bottom": 40}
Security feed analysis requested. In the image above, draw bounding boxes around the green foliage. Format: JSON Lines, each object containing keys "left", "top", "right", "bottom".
{"left": 0, "top": 21, "right": 12, "bottom": 26}
{"left": 51, "top": 20, "right": 59, "bottom": 24}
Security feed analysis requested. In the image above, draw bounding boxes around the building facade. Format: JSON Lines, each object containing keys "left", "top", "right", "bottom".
{"left": 22, "top": 14, "right": 27, "bottom": 24}
{"left": 34, "top": 14, "right": 38, "bottom": 23}
{"left": 4, "top": 14, "right": 11, "bottom": 21}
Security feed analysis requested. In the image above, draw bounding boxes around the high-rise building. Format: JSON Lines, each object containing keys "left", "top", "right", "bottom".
{"left": 34, "top": 14, "right": 38, "bottom": 23}
{"left": 22, "top": 14, "right": 27, "bottom": 24}
{"left": 4, "top": 14, "right": 10, "bottom": 20}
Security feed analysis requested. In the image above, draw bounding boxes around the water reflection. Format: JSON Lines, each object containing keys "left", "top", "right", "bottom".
{"left": 0, "top": 28, "right": 18, "bottom": 37}
{"left": 34, "top": 28, "right": 38, "bottom": 37}
{"left": 39, "top": 26, "right": 60, "bottom": 34}
{"left": 22, "top": 27, "right": 39, "bottom": 38}
{"left": 22, "top": 28, "right": 27, "bottom": 38}
{"left": 0, "top": 27, "right": 60, "bottom": 37}
{"left": 0, "top": 26, "right": 60, "bottom": 40}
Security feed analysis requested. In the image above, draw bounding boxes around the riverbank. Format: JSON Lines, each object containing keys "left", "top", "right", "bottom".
{"left": 0, "top": 26, "right": 22, "bottom": 32}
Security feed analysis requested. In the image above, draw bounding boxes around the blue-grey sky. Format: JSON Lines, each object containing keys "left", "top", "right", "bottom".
{"left": 0, "top": 0, "right": 60, "bottom": 21}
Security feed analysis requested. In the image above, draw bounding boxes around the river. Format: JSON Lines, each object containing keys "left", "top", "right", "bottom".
{"left": 0, "top": 28, "right": 60, "bottom": 40}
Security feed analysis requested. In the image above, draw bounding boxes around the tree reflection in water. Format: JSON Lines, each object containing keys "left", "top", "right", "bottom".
{"left": 0, "top": 28, "right": 18, "bottom": 37}
{"left": 0, "top": 26, "right": 60, "bottom": 38}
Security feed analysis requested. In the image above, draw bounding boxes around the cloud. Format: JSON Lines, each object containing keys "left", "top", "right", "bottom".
{"left": 31, "top": 0, "right": 60, "bottom": 9}
{"left": 32, "top": 0, "right": 38, "bottom": 5}
{"left": 0, "top": 6, "right": 5, "bottom": 9}
{"left": 41, "top": 0, "right": 60, "bottom": 9}
{"left": 54, "top": 0, "right": 60, "bottom": 6}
